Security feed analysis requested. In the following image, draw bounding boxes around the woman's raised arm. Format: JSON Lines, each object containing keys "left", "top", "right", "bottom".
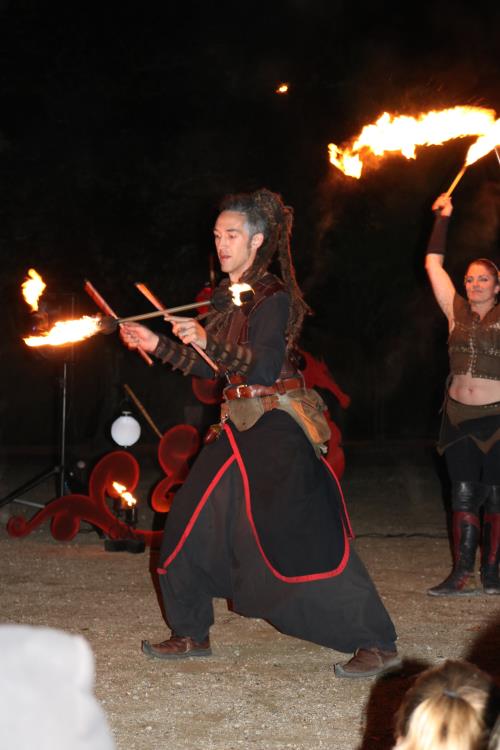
{"left": 424, "top": 194, "right": 456, "bottom": 321}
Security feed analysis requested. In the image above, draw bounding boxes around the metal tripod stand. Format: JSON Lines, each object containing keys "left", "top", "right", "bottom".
{"left": 0, "top": 357, "right": 72, "bottom": 510}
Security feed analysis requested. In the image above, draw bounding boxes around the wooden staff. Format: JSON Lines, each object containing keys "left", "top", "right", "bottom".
{"left": 445, "top": 163, "right": 467, "bottom": 197}
{"left": 123, "top": 383, "right": 162, "bottom": 439}
{"left": 135, "top": 282, "right": 219, "bottom": 373}
{"left": 135, "top": 282, "right": 166, "bottom": 312}
{"left": 115, "top": 300, "right": 211, "bottom": 324}
{"left": 84, "top": 280, "right": 153, "bottom": 366}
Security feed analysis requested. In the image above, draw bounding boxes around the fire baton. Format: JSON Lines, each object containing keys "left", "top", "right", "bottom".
{"left": 135, "top": 283, "right": 219, "bottom": 373}
{"left": 84, "top": 280, "right": 153, "bottom": 365}
{"left": 97, "top": 300, "right": 212, "bottom": 332}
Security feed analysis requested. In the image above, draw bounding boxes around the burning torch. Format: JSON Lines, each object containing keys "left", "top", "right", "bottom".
{"left": 112, "top": 481, "right": 138, "bottom": 527}
{"left": 328, "top": 105, "right": 500, "bottom": 194}
{"left": 21, "top": 273, "right": 254, "bottom": 351}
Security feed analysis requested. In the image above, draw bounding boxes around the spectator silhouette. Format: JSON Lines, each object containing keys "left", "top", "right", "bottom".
{"left": 393, "top": 660, "right": 499, "bottom": 750}
{"left": 0, "top": 624, "right": 115, "bottom": 749}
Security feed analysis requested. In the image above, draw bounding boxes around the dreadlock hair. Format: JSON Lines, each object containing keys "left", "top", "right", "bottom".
{"left": 216, "top": 187, "right": 311, "bottom": 347}
{"left": 394, "top": 660, "right": 495, "bottom": 750}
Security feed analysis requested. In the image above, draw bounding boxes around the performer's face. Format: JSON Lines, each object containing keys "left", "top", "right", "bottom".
{"left": 464, "top": 262, "right": 500, "bottom": 307}
{"left": 214, "top": 211, "right": 263, "bottom": 282}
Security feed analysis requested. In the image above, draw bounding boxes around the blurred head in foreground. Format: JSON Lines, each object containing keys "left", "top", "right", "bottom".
{"left": 394, "top": 660, "right": 498, "bottom": 750}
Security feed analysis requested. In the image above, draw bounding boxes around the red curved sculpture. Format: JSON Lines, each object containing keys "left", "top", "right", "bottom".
{"left": 6, "top": 450, "right": 158, "bottom": 543}
{"left": 6, "top": 294, "right": 350, "bottom": 546}
{"left": 299, "top": 349, "right": 350, "bottom": 479}
{"left": 151, "top": 424, "right": 200, "bottom": 513}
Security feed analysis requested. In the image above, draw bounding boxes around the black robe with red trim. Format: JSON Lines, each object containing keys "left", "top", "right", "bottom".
{"left": 154, "top": 282, "right": 397, "bottom": 652}
{"left": 160, "top": 414, "right": 350, "bottom": 581}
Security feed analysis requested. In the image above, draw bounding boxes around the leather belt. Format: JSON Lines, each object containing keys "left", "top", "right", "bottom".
{"left": 223, "top": 376, "right": 304, "bottom": 400}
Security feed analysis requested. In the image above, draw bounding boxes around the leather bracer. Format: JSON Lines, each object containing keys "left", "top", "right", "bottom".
{"left": 205, "top": 334, "right": 253, "bottom": 376}
{"left": 153, "top": 334, "right": 199, "bottom": 375}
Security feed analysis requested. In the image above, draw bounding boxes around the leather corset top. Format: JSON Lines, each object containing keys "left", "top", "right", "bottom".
{"left": 449, "top": 294, "right": 500, "bottom": 380}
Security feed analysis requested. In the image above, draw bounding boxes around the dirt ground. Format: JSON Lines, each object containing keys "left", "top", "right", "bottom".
{"left": 1, "top": 441, "right": 499, "bottom": 750}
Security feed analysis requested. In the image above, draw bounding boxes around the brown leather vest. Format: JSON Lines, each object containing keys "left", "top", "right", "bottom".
{"left": 221, "top": 273, "right": 298, "bottom": 381}
{"left": 449, "top": 294, "right": 500, "bottom": 380}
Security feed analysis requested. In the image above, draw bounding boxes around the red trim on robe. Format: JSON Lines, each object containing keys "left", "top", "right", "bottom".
{"left": 157, "top": 426, "right": 351, "bottom": 582}
{"left": 224, "top": 423, "right": 350, "bottom": 583}
{"left": 157, "top": 455, "right": 236, "bottom": 575}
{"left": 321, "top": 456, "right": 354, "bottom": 540}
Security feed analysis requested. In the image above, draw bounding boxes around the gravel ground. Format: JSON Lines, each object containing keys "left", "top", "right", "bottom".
{"left": 1, "top": 441, "right": 499, "bottom": 750}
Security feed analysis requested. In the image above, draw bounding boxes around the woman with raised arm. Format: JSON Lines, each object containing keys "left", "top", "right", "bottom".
{"left": 425, "top": 193, "right": 500, "bottom": 596}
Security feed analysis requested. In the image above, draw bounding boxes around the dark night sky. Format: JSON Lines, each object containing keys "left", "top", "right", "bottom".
{"left": 2, "top": 0, "right": 500, "bottom": 450}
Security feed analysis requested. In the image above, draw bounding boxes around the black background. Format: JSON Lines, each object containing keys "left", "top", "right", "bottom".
{"left": 1, "top": 0, "right": 500, "bottom": 457}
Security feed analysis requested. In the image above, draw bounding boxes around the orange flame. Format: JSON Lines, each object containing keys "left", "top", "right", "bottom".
{"left": 229, "top": 283, "right": 253, "bottom": 306}
{"left": 276, "top": 83, "right": 289, "bottom": 94}
{"left": 328, "top": 106, "right": 499, "bottom": 178}
{"left": 112, "top": 481, "right": 137, "bottom": 507}
{"left": 465, "top": 118, "right": 500, "bottom": 165}
{"left": 23, "top": 316, "right": 101, "bottom": 347}
{"left": 22, "top": 269, "right": 46, "bottom": 311}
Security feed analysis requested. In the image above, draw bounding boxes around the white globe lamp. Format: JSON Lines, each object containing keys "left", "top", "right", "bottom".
{"left": 111, "top": 411, "right": 141, "bottom": 448}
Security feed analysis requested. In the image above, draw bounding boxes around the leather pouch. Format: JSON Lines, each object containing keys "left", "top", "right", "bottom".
{"left": 221, "top": 388, "right": 330, "bottom": 457}
{"left": 277, "top": 389, "right": 331, "bottom": 455}
{"left": 221, "top": 396, "right": 266, "bottom": 431}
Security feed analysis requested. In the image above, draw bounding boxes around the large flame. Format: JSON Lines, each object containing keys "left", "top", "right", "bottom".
{"left": 22, "top": 269, "right": 46, "bottom": 311}
{"left": 23, "top": 316, "right": 102, "bottom": 347}
{"left": 328, "top": 106, "right": 500, "bottom": 178}
{"left": 112, "top": 481, "right": 137, "bottom": 507}
{"left": 465, "top": 118, "right": 500, "bottom": 165}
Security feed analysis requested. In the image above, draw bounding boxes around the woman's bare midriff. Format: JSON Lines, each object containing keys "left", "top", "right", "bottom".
{"left": 449, "top": 372, "right": 500, "bottom": 405}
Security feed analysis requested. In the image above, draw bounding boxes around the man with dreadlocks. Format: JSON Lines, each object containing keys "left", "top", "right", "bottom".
{"left": 120, "top": 188, "right": 399, "bottom": 678}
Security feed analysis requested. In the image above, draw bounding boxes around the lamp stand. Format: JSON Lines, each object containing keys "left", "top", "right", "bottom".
{"left": 0, "top": 358, "right": 72, "bottom": 510}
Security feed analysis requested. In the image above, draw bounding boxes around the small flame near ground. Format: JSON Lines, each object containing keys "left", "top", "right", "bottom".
{"left": 112, "top": 482, "right": 137, "bottom": 507}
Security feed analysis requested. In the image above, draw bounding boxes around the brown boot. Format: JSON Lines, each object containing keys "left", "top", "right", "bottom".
{"left": 428, "top": 511, "right": 481, "bottom": 596}
{"left": 141, "top": 634, "right": 212, "bottom": 659}
{"left": 481, "top": 487, "right": 500, "bottom": 595}
{"left": 334, "top": 647, "right": 400, "bottom": 679}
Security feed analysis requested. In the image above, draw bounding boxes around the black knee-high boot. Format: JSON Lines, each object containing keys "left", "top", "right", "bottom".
{"left": 428, "top": 481, "right": 486, "bottom": 597}
{"left": 481, "top": 486, "right": 500, "bottom": 595}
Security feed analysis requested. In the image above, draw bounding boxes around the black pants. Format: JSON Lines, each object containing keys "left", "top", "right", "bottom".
{"left": 445, "top": 439, "right": 500, "bottom": 484}
{"left": 158, "top": 461, "right": 397, "bottom": 654}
